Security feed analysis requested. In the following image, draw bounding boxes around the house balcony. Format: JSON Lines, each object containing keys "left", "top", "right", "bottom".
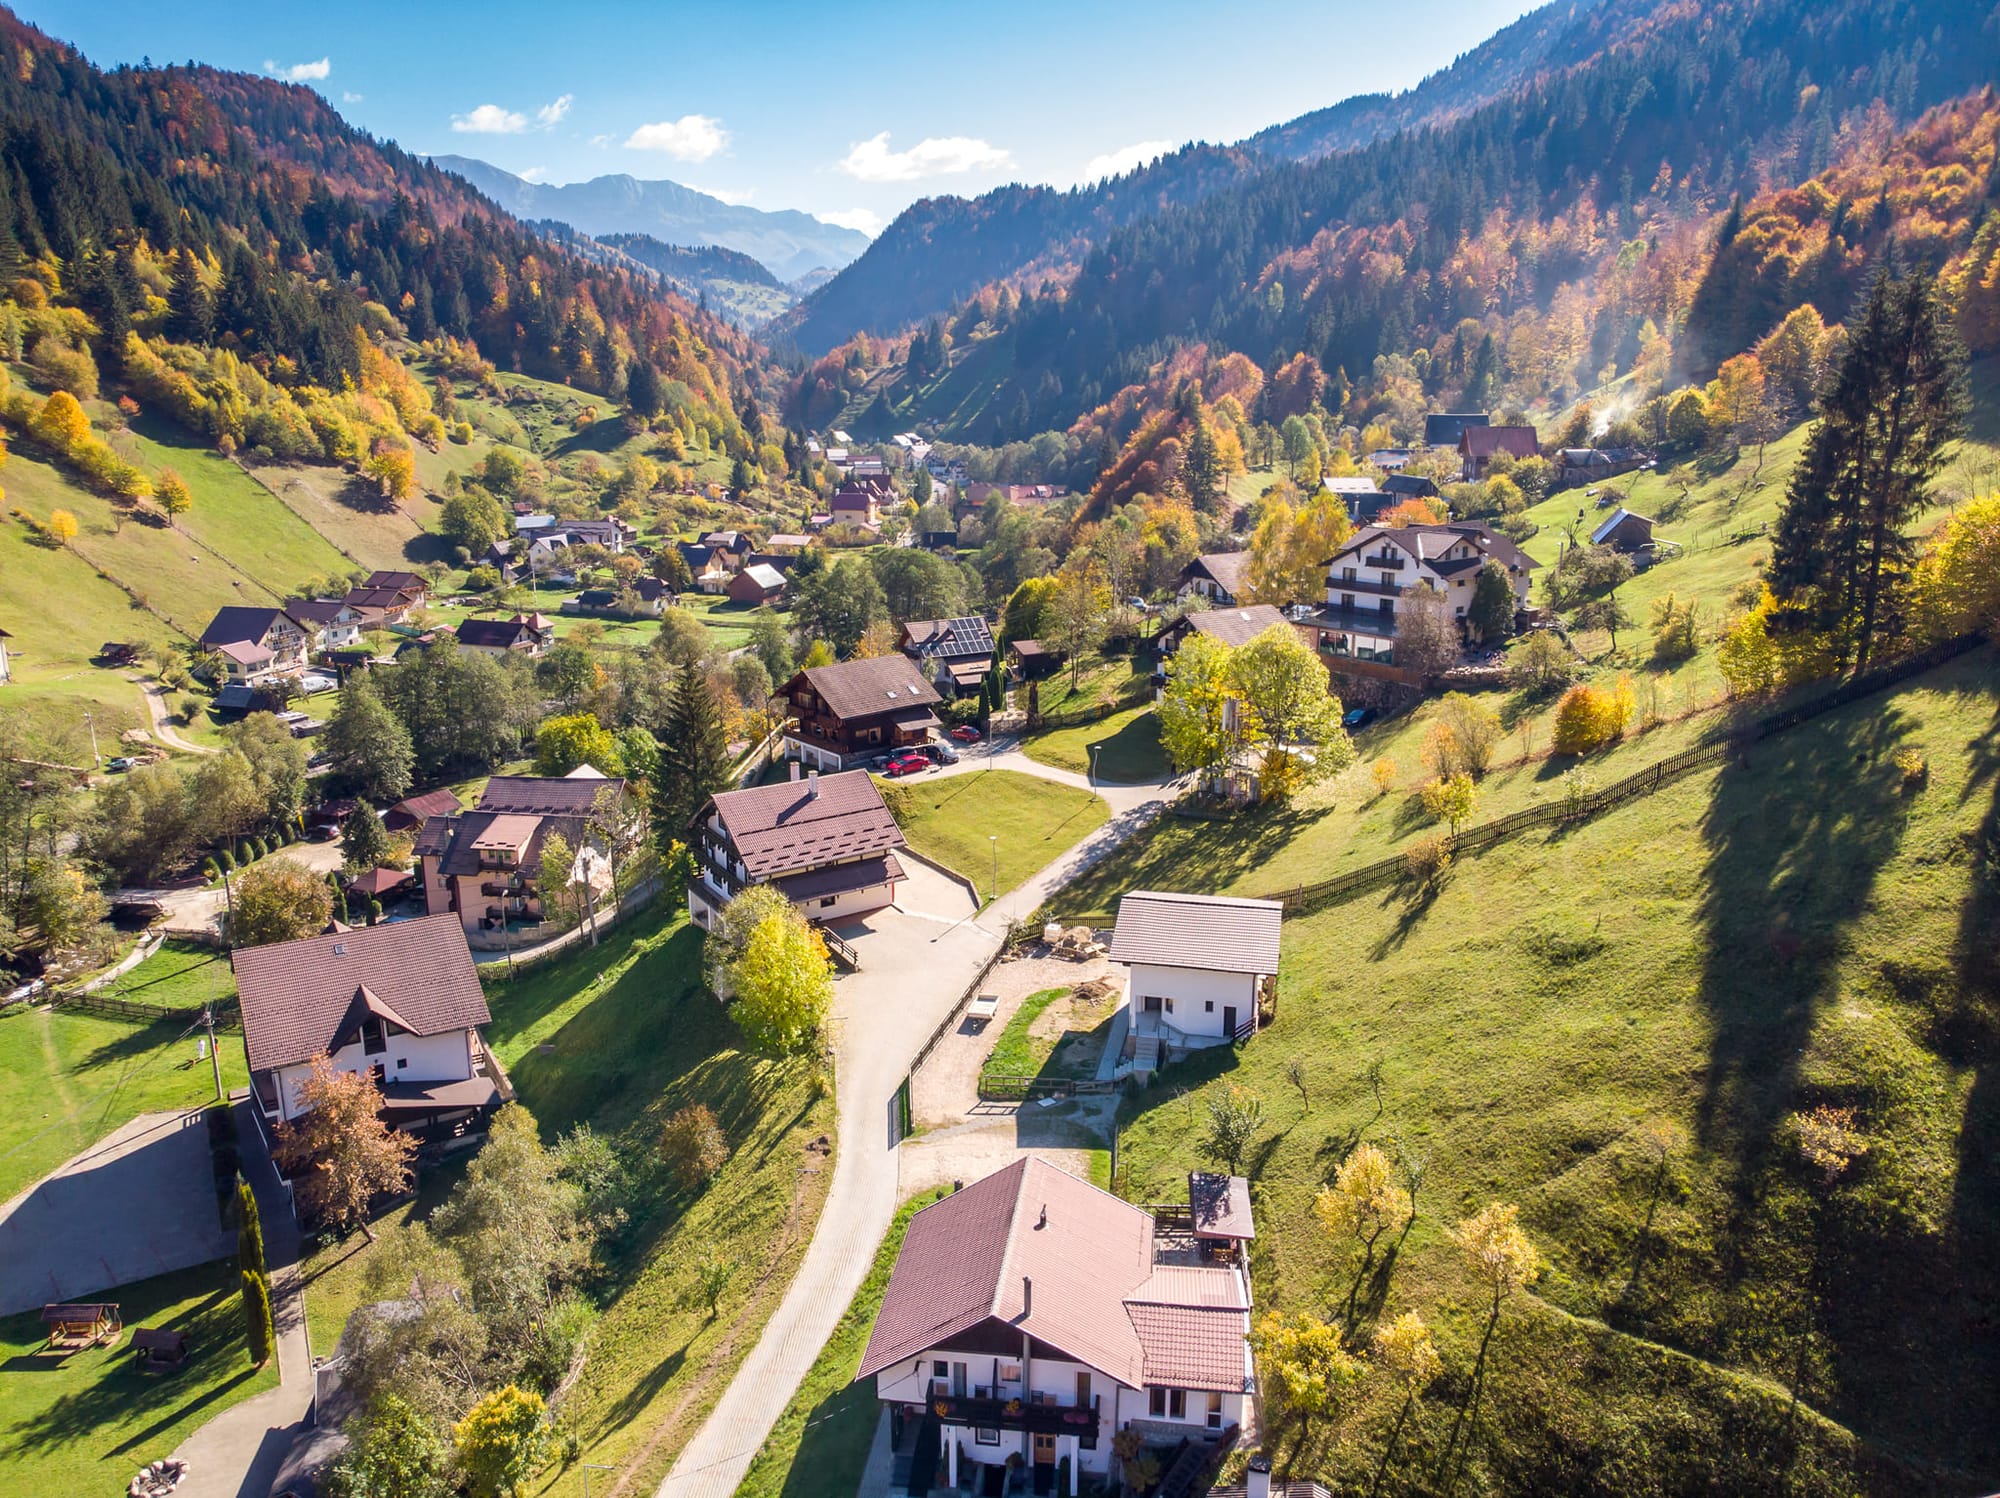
{"left": 1360, "top": 553, "right": 1407, "bottom": 570}
{"left": 924, "top": 1391, "right": 1101, "bottom": 1436}
{"left": 1326, "top": 577, "right": 1406, "bottom": 599}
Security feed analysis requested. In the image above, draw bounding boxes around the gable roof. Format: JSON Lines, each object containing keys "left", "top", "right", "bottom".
{"left": 1109, "top": 891, "right": 1283, "bottom": 975}
{"left": 1424, "top": 412, "right": 1490, "bottom": 447}
{"left": 214, "top": 639, "right": 274, "bottom": 667}
{"left": 233, "top": 913, "right": 489, "bottom": 1072}
{"left": 200, "top": 606, "right": 293, "bottom": 650}
{"left": 1460, "top": 425, "right": 1539, "bottom": 460}
{"left": 1321, "top": 477, "right": 1382, "bottom": 496}
{"left": 387, "top": 788, "right": 461, "bottom": 824}
{"left": 735, "top": 563, "right": 787, "bottom": 592}
{"left": 1183, "top": 551, "right": 1249, "bottom": 597}
{"left": 1330, "top": 520, "right": 1539, "bottom": 576}
{"left": 704, "top": 769, "right": 905, "bottom": 878}
{"left": 794, "top": 654, "right": 940, "bottom": 722}
{"left": 1181, "top": 605, "right": 1291, "bottom": 650}
{"left": 900, "top": 616, "right": 995, "bottom": 661}
{"left": 284, "top": 598, "right": 356, "bottom": 627}
{"left": 477, "top": 775, "right": 623, "bottom": 816}
{"left": 1383, "top": 473, "right": 1441, "bottom": 498}
{"left": 856, "top": 1158, "right": 1249, "bottom": 1393}
{"left": 1590, "top": 507, "right": 1653, "bottom": 546}
{"left": 363, "top": 571, "right": 426, "bottom": 593}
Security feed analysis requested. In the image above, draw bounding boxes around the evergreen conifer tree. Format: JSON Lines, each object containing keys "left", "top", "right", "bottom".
{"left": 657, "top": 660, "right": 733, "bottom": 838}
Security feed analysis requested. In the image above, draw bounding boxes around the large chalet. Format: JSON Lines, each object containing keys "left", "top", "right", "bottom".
{"left": 1304, "top": 521, "right": 1538, "bottom": 665}
{"left": 687, "top": 766, "right": 909, "bottom": 928}
{"left": 781, "top": 655, "right": 942, "bottom": 771}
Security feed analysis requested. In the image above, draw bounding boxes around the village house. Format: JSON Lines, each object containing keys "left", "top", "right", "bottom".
{"left": 233, "top": 913, "right": 506, "bottom": 1138}
{"left": 382, "top": 787, "right": 462, "bottom": 834}
{"left": 1005, "top": 638, "right": 1060, "bottom": 680}
{"left": 1305, "top": 521, "right": 1539, "bottom": 665}
{"left": 1109, "top": 891, "right": 1281, "bottom": 1070}
{"left": 199, "top": 606, "right": 312, "bottom": 684}
{"left": 1558, "top": 447, "right": 1653, "bottom": 487}
{"left": 830, "top": 480, "right": 887, "bottom": 530}
{"left": 1177, "top": 552, "right": 1249, "bottom": 608}
{"left": 361, "top": 570, "right": 429, "bottom": 602}
{"left": 679, "top": 541, "right": 735, "bottom": 593}
{"left": 1590, "top": 506, "right": 1656, "bottom": 553}
{"left": 340, "top": 586, "right": 423, "bottom": 629}
{"left": 782, "top": 654, "right": 942, "bottom": 771}
{"left": 1154, "top": 604, "right": 1297, "bottom": 665}
{"left": 699, "top": 530, "right": 757, "bottom": 566}
{"left": 686, "top": 766, "right": 909, "bottom": 929}
{"left": 417, "top": 770, "right": 627, "bottom": 947}
{"left": 725, "top": 562, "right": 788, "bottom": 607}
{"left": 1367, "top": 447, "right": 1417, "bottom": 471}
{"left": 898, "top": 615, "right": 996, "bottom": 696}
{"left": 1424, "top": 412, "right": 1490, "bottom": 448}
{"left": 1323, "top": 476, "right": 1391, "bottom": 525}
{"left": 283, "top": 597, "right": 366, "bottom": 651}
{"left": 761, "top": 532, "right": 811, "bottom": 555}
{"left": 857, "top": 1157, "right": 1253, "bottom": 1496}
{"left": 1458, "top": 424, "right": 1540, "bottom": 482}
{"left": 1383, "top": 472, "right": 1443, "bottom": 502}
{"left": 455, "top": 613, "right": 555, "bottom": 659}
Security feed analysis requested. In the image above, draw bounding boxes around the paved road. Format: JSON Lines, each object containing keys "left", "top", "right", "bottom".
{"left": 0, "top": 1109, "right": 233, "bottom": 1315}
{"left": 659, "top": 745, "right": 1178, "bottom": 1498}
{"left": 127, "top": 842, "right": 346, "bottom": 939}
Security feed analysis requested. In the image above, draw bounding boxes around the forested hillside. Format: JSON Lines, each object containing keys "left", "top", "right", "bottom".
{"left": 790, "top": 0, "right": 1994, "bottom": 448}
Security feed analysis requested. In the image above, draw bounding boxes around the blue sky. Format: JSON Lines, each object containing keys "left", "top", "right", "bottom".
{"left": 20, "top": 0, "right": 1543, "bottom": 235}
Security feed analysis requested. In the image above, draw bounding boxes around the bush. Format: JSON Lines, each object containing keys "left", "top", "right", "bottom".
{"left": 236, "top": 840, "right": 254, "bottom": 866}
{"left": 1893, "top": 748, "right": 1928, "bottom": 789}
{"left": 1551, "top": 680, "right": 1633, "bottom": 755}
{"left": 1507, "top": 632, "right": 1577, "bottom": 696}
{"left": 660, "top": 1103, "right": 729, "bottom": 1193}
{"left": 1649, "top": 592, "right": 1701, "bottom": 663}
{"left": 1405, "top": 833, "right": 1452, "bottom": 887}
{"left": 201, "top": 857, "right": 219, "bottom": 883}
{"left": 218, "top": 849, "right": 236, "bottom": 873}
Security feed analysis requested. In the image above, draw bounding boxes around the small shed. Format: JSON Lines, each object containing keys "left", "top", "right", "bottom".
{"left": 725, "top": 563, "right": 788, "bottom": 606}
{"left": 131, "top": 1327, "right": 188, "bottom": 1370}
{"left": 44, "top": 1302, "right": 121, "bottom": 1348}
{"left": 1589, "top": 506, "right": 1655, "bottom": 553}
{"left": 1006, "top": 639, "right": 1059, "bottom": 679}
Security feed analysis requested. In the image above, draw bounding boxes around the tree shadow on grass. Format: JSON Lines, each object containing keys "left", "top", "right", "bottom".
{"left": 590, "top": 1340, "right": 690, "bottom": 1441}
{"left": 1369, "top": 877, "right": 1444, "bottom": 961}
{"left": 1061, "top": 803, "right": 1312, "bottom": 911}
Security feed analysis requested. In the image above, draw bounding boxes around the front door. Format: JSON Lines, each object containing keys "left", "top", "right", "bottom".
{"left": 1032, "top": 1433, "right": 1056, "bottom": 1466}
{"left": 1222, "top": 1005, "right": 1237, "bottom": 1036}
{"left": 1142, "top": 994, "right": 1163, "bottom": 1013}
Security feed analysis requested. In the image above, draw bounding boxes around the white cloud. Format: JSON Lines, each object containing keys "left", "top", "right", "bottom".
{"left": 520, "top": 166, "right": 550, "bottom": 183}
{"left": 265, "top": 57, "right": 331, "bottom": 83}
{"left": 816, "top": 207, "right": 885, "bottom": 236}
{"left": 703, "top": 186, "right": 756, "bottom": 206}
{"left": 623, "top": 114, "right": 728, "bottom": 161}
{"left": 588, "top": 133, "right": 614, "bottom": 149}
{"left": 452, "top": 103, "right": 528, "bottom": 135}
{"left": 341, "top": 90, "right": 364, "bottom": 103}
{"left": 537, "top": 94, "right": 573, "bottom": 127}
{"left": 1081, "top": 139, "right": 1172, "bottom": 184}
{"left": 837, "top": 132, "right": 1011, "bottom": 183}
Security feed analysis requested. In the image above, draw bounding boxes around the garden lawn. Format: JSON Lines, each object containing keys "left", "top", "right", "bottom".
{"left": 1023, "top": 706, "right": 1168, "bottom": 784}
{"left": 1026, "top": 650, "right": 1154, "bottom": 718}
{"left": 0, "top": 1005, "right": 250, "bottom": 1204}
{"left": 978, "top": 983, "right": 1124, "bottom": 1093}
{"left": 0, "top": 1260, "right": 278, "bottom": 1498}
{"left": 878, "top": 769, "right": 1109, "bottom": 899}
{"left": 1115, "top": 649, "right": 2000, "bottom": 1494}
{"left": 295, "top": 902, "right": 837, "bottom": 1496}
{"left": 734, "top": 1194, "right": 931, "bottom": 1498}
{"left": 978, "top": 987, "right": 1066, "bottom": 1091}
{"left": 91, "top": 941, "right": 236, "bottom": 1013}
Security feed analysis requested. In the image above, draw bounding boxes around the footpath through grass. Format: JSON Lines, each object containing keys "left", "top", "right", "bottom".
{"left": 1116, "top": 650, "right": 2000, "bottom": 1493}
{"left": 879, "top": 768, "right": 1108, "bottom": 899}
{"left": 0, "top": 1260, "right": 279, "bottom": 1498}
{"left": 296, "top": 902, "right": 837, "bottom": 1495}
{"left": 736, "top": 1193, "right": 932, "bottom": 1498}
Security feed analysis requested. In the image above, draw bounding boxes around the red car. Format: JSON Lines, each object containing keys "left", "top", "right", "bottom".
{"left": 949, "top": 725, "right": 983, "bottom": 744}
{"left": 883, "top": 752, "right": 931, "bottom": 777}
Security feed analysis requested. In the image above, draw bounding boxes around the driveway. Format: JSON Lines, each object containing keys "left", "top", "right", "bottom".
{"left": 659, "top": 748, "right": 1176, "bottom": 1498}
{"left": 0, "top": 1109, "right": 233, "bottom": 1315}
{"left": 127, "top": 842, "right": 347, "bottom": 939}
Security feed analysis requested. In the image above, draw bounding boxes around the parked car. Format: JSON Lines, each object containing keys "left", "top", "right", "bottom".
{"left": 104, "top": 756, "right": 135, "bottom": 772}
{"left": 1343, "top": 707, "right": 1377, "bottom": 731}
{"left": 297, "top": 673, "right": 338, "bottom": 695}
{"left": 924, "top": 741, "right": 960, "bottom": 765}
{"left": 883, "top": 752, "right": 931, "bottom": 778}
{"left": 949, "top": 725, "right": 982, "bottom": 744}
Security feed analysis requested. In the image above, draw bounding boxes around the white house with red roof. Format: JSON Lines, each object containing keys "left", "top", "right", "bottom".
{"left": 857, "top": 1158, "right": 1253, "bottom": 1494}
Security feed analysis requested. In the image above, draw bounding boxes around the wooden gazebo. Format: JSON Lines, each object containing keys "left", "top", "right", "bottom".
{"left": 43, "top": 1302, "right": 121, "bottom": 1349}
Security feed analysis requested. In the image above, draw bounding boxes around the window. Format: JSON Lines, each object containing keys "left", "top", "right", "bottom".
{"left": 975, "top": 1428, "right": 1000, "bottom": 1446}
{"left": 1204, "top": 1001, "right": 1214, "bottom": 1012}
{"left": 360, "top": 1018, "right": 387, "bottom": 1056}
{"left": 1000, "top": 1363, "right": 1021, "bottom": 1383}
{"left": 396, "top": 1057, "right": 407, "bottom": 1069}
{"left": 370, "top": 1062, "right": 386, "bottom": 1086}
{"left": 820, "top": 896, "right": 838, "bottom": 908}
{"left": 934, "top": 1361, "right": 949, "bottom": 1378}
{"left": 1206, "top": 1393, "right": 1223, "bottom": 1430}
{"left": 1150, "top": 1387, "right": 1188, "bottom": 1419}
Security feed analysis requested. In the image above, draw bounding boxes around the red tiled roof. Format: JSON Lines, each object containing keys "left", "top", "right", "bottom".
{"left": 772, "top": 851, "right": 905, "bottom": 902}
{"left": 1460, "top": 425, "right": 1539, "bottom": 460}
{"left": 233, "top": 913, "right": 489, "bottom": 1073}
{"left": 346, "top": 867, "right": 412, "bottom": 898}
{"left": 1125, "top": 1303, "right": 1251, "bottom": 1391}
{"left": 706, "top": 770, "right": 905, "bottom": 879}
{"left": 477, "top": 776, "right": 624, "bottom": 816}
{"left": 385, "top": 788, "right": 461, "bottom": 828}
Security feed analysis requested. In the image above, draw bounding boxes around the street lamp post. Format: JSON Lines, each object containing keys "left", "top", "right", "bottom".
{"left": 989, "top": 835, "right": 998, "bottom": 905}
{"left": 581, "top": 1465, "right": 616, "bottom": 1498}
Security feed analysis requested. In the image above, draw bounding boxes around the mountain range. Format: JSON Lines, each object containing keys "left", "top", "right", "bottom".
{"left": 427, "top": 155, "right": 871, "bottom": 284}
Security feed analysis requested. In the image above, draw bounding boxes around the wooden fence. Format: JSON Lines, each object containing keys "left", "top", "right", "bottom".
{"left": 1030, "top": 685, "right": 1155, "bottom": 731}
{"left": 1254, "top": 632, "right": 1985, "bottom": 916}
{"left": 977, "top": 1071, "right": 1119, "bottom": 1102}
{"left": 47, "top": 989, "right": 241, "bottom": 1030}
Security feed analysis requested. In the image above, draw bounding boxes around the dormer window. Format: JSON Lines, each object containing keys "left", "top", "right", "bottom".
{"left": 360, "top": 1017, "right": 388, "bottom": 1055}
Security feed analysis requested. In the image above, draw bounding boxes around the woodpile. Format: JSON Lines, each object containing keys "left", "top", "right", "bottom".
{"left": 1047, "top": 925, "right": 1107, "bottom": 960}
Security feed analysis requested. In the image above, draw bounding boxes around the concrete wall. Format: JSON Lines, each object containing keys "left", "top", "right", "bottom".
{"left": 1125, "top": 963, "right": 1258, "bottom": 1037}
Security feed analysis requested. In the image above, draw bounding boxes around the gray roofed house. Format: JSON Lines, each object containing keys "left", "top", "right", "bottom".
{"left": 1178, "top": 552, "right": 1249, "bottom": 607}
{"left": 898, "top": 615, "right": 996, "bottom": 694}
{"left": 1424, "top": 412, "right": 1491, "bottom": 447}
{"left": 1111, "top": 891, "right": 1283, "bottom": 1059}
{"left": 1156, "top": 604, "right": 1295, "bottom": 656}
{"left": 687, "top": 766, "right": 908, "bottom": 925}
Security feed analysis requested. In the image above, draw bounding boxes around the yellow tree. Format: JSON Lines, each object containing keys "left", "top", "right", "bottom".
{"left": 1253, "top": 1310, "right": 1364, "bottom": 1463}
{"left": 1908, "top": 496, "right": 2000, "bottom": 641}
{"left": 1158, "top": 632, "right": 1253, "bottom": 786}
{"left": 1368, "top": 1311, "right": 1441, "bottom": 1498}
{"left": 453, "top": 1384, "right": 551, "bottom": 1498}
{"left": 1419, "top": 772, "right": 1478, "bottom": 837}
{"left": 1315, "top": 1142, "right": 1413, "bottom": 1313}
{"left": 45, "top": 508, "right": 78, "bottom": 547}
{"left": 365, "top": 443, "right": 417, "bottom": 503}
{"left": 156, "top": 466, "right": 194, "bottom": 519}
{"left": 1045, "top": 553, "right": 1111, "bottom": 690}
{"left": 30, "top": 390, "right": 91, "bottom": 455}
{"left": 1439, "top": 1203, "right": 1540, "bottom": 1486}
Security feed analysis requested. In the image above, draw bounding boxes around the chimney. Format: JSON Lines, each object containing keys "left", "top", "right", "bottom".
{"left": 1247, "top": 1454, "right": 1272, "bottom": 1498}
{"left": 807, "top": 769, "right": 819, "bottom": 798}
{"left": 789, "top": 761, "right": 800, "bottom": 782}
{"left": 1021, "top": 1275, "right": 1032, "bottom": 1318}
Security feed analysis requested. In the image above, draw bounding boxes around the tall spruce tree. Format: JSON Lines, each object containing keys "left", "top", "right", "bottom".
{"left": 1767, "top": 269, "right": 1968, "bottom": 670}
{"left": 657, "top": 660, "right": 733, "bottom": 839}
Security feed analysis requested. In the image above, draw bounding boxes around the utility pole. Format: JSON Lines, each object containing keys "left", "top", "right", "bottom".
{"left": 200, "top": 1005, "right": 224, "bottom": 1103}
{"left": 220, "top": 864, "right": 236, "bottom": 950}
{"left": 83, "top": 710, "right": 101, "bottom": 770}
{"left": 581, "top": 1464, "right": 615, "bottom": 1498}
{"left": 989, "top": 834, "right": 998, "bottom": 905}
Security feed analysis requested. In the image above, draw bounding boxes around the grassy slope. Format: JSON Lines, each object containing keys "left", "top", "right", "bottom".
{"left": 735, "top": 1194, "right": 931, "bottom": 1498}
{"left": 1022, "top": 705, "right": 1167, "bottom": 783}
{"left": 0, "top": 1261, "right": 279, "bottom": 1498}
{"left": 297, "top": 905, "right": 836, "bottom": 1496}
{"left": 1116, "top": 648, "right": 2000, "bottom": 1493}
{"left": 878, "top": 768, "right": 1109, "bottom": 898}
{"left": 0, "top": 1003, "right": 251, "bottom": 1204}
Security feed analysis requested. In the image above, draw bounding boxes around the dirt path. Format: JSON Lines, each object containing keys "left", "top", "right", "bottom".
{"left": 128, "top": 674, "right": 217, "bottom": 755}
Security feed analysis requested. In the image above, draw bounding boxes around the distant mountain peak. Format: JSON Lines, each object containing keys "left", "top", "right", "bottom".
{"left": 427, "top": 156, "right": 869, "bottom": 283}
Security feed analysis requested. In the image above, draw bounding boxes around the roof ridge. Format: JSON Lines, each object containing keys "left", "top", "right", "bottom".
{"left": 988, "top": 1156, "right": 1034, "bottom": 1324}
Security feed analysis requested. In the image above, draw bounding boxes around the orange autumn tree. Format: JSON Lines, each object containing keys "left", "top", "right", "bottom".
{"left": 272, "top": 1055, "right": 417, "bottom": 1240}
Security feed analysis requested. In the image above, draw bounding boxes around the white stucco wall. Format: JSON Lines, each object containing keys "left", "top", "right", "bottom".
{"left": 272, "top": 1027, "right": 473, "bottom": 1119}
{"left": 1124, "top": 963, "right": 1259, "bottom": 1037}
